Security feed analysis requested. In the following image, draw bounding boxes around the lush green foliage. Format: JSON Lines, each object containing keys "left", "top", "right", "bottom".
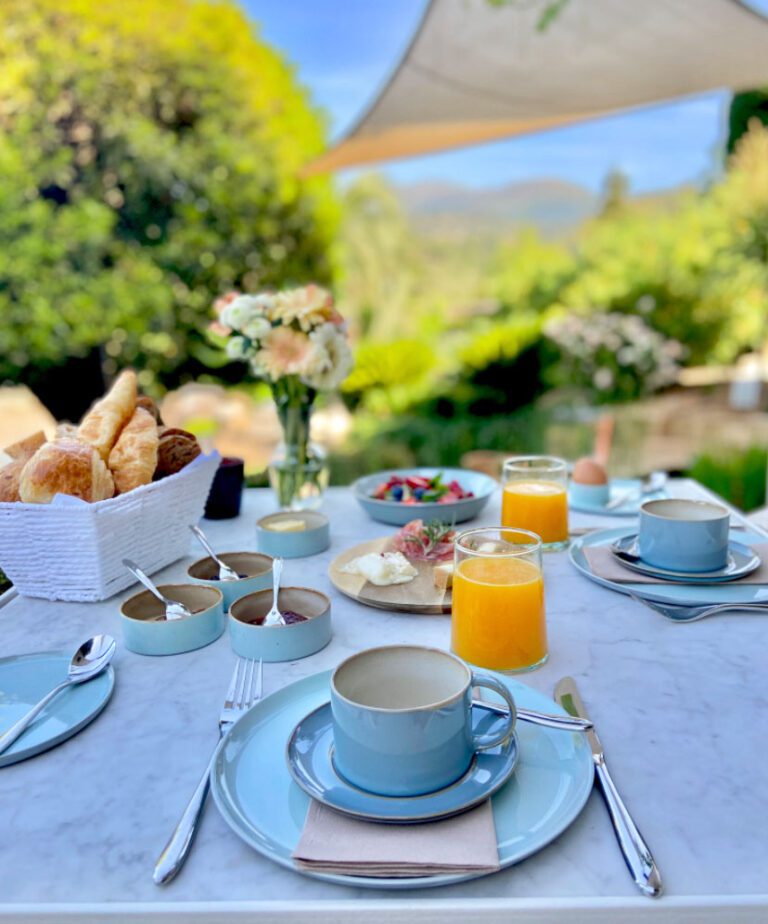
{"left": 0, "top": 0, "right": 335, "bottom": 395}
{"left": 688, "top": 446, "right": 767, "bottom": 512}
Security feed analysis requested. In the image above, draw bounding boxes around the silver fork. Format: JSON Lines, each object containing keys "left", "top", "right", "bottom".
{"left": 629, "top": 593, "right": 768, "bottom": 623}
{"left": 153, "top": 658, "right": 263, "bottom": 885}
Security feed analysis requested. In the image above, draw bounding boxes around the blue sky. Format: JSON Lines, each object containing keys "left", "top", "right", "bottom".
{"left": 243, "top": 0, "right": 732, "bottom": 194}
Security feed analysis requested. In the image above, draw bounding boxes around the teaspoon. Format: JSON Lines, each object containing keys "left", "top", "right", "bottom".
{"left": 0, "top": 635, "right": 116, "bottom": 755}
{"left": 189, "top": 525, "right": 241, "bottom": 582}
{"left": 122, "top": 559, "right": 191, "bottom": 621}
{"left": 262, "top": 557, "right": 286, "bottom": 627}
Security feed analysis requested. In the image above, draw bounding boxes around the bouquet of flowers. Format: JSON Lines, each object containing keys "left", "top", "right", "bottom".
{"left": 210, "top": 285, "right": 353, "bottom": 508}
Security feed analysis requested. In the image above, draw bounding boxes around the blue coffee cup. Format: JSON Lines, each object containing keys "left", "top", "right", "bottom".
{"left": 330, "top": 645, "right": 517, "bottom": 797}
{"left": 638, "top": 498, "right": 730, "bottom": 572}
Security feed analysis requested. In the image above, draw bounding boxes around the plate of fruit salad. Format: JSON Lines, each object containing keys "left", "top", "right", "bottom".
{"left": 352, "top": 467, "right": 496, "bottom": 526}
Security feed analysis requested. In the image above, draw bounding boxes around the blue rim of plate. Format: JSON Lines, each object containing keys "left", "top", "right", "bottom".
{"left": 0, "top": 651, "right": 115, "bottom": 768}
{"left": 210, "top": 669, "right": 594, "bottom": 890}
{"left": 570, "top": 526, "right": 768, "bottom": 606}
{"left": 568, "top": 478, "right": 666, "bottom": 516}
{"left": 611, "top": 534, "right": 761, "bottom": 583}
{"left": 286, "top": 700, "right": 519, "bottom": 823}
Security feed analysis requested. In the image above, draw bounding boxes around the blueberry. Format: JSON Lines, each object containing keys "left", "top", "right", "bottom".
{"left": 391, "top": 485, "right": 404, "bottom": 501}
{"left": 414, "top": 487, "right": 425, "bottom": 500}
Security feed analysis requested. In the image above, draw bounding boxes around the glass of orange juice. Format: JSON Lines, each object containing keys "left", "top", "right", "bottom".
{"left": 451, "top": 527, "right": 547, "bottom": 673}
{"left": 502, "top": 455, "right": 569, "bottom": 550}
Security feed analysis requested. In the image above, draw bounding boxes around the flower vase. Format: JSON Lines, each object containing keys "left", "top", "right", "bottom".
{"left": 268, "top": 380, "right": 329, "bottom": 510}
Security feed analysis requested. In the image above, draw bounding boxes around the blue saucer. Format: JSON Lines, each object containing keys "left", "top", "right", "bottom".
{"left": 286, "top": 701, "right": 518, "bottom": 823}
{"left": 611, "top": 534, "right": 761, "bottom": 583}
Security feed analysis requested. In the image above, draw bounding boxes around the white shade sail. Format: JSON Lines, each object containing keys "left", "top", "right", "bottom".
{"left": 307, "top": 0, "right": 768, "bottom": 173}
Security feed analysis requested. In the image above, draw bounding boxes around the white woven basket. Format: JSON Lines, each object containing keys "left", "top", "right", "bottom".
{"left": 0, "top": 452, "right": 220, "bottom": 601}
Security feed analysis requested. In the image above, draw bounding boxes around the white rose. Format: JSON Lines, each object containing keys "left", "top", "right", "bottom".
{"left": 225, "top": 336, "right": 249, "bottom": 360}
{"left": 221, "top": 294, "right": 274, "bottom": 332}
{"left": 241, "top": 316, "right": 271, "bottom": 341}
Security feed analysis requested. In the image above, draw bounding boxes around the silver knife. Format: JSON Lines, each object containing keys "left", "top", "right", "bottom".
{"left": 554, "top": 677, "right": 663, "bottom": 898}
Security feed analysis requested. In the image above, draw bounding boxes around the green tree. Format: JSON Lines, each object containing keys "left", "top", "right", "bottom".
{"left": 0, "top": 0, "right": 336, "bottom": 414}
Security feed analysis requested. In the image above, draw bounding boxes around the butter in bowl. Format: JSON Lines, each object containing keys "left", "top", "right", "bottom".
{"left": 187, "top": 551, "right": 273, "bottom": 610}
{"left": 120, "top": 584, "right": 225, "bottom": 656}
{"left": 229, "top": 587, "right": 331, "bottom": 662}
{"left": 256, "top": 511, "right": 330, "bottom": 558}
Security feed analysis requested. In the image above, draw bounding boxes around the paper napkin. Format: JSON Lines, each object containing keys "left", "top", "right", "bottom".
{"left": 292, "top": 800, "right": 500, "bottom": 878}
{"left": 584, "top": 543, "right": 768, "bottom": 584}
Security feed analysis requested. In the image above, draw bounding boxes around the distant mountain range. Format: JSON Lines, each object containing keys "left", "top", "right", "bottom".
{"left": 394, "top": 179, "right": 598, "bottom": 237}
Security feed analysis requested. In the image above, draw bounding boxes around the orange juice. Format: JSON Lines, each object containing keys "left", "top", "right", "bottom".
{"left": 451, "top": 556, "right": 547, "bottom": 671}
{"left": 502, "top": 481, "right": 568, "bottom": 545}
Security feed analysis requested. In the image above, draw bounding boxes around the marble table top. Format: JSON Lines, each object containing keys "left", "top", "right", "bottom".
{"left": 1, "top": 480, "right": 767, "bottom": 923}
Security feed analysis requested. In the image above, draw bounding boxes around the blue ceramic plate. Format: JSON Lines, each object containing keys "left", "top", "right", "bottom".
{"left": 570, "top": 526, "right": 768, "bottom": 606}
{"left": 0, "top": 652, "right": 114, "bottom": 768}
{"left": 286, "top": 701, "right": 518, "bottom": 823}
{"left": 210, "top": 670, "right": 594, "bottom": 890}
{"left": 352, "top": 468, "right": 496, "bottom": 526}
{"left": 568, "top": 478, "right": 667, "bottom": 517}
{"left": 611, "top": 534, "right": 761, "bottom": 583}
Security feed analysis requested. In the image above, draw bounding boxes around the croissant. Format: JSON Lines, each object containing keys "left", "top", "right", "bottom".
{"left": 77, "top": 370, "right": 137, "bottom": 461}
{"left": 19, "top": 438, "right": 115, "bottom": 504}
{"left": 108, "top": 407, "right": 159, "bottom": 494}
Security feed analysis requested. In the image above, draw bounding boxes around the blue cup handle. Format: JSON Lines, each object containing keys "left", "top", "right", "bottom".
{"left": 470, "top": 673, "right": 517, "bottom": 750}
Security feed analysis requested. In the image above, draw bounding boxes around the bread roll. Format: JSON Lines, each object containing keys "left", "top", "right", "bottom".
{"left": 19, "top": 439, "right": 115, "bottom": 504}
{"left": 0, "top": 460, "right": 25, "bottom": 502}
{"left": 108, "top": 407, "right": 159, "bottom": 494}
{"left": 155, "top": 427, "right": 201, "bottom": 478}
{"left": 77, "top": 370, "right": 137, "bottom": 461}
{"left": 135, "top": 395, "right": 163, "bottom": 425}
{"left": 4, "top": 430, "right": 46, "bottom": 462}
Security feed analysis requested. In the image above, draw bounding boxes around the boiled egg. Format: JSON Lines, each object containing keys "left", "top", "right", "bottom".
{"left": 572, "top": 457, "right": 608, "bottom": 485}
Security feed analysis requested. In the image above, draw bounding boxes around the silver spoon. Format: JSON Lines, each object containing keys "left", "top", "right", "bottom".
{"left": 122, "top": 559, "right": 191, "bottom": 621}
{"left": 189, "top": 525, "right": 241, "bottom": 582}
{"left": 0, "top": 635, "right": 117, "bottom": 755}
{"left": 475, "top": 699, "right": 593, "bottom": 731}
{"left": 605, "top": 470, "right": 667, "bottom": 511}
{"left": 262, "top": 556, "right": 286, "bottom": 627}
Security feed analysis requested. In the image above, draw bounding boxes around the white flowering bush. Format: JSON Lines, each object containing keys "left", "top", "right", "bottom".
{"left": 544, "top": 311, "right": 684, "bottom": 403}
{"left": 210, "top": 285, "right": 353, "bottom": 392}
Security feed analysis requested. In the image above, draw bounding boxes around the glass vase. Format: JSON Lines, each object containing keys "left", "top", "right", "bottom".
{"left": 268, "top": 379, "right": 329, "bottom": 510}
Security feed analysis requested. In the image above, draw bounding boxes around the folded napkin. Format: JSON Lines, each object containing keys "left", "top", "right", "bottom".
{"left": 292, "top": 800, "right": 500, "bottom": 878}
{"left": 584, "top": 543, "right": 768, "bottom": 584}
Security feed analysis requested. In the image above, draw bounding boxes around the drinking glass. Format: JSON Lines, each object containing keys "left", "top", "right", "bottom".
{"left": 502, "top": 455, "right": 569, "bottom": 550}
{"left": 451, "top": 527, "right": 548, "bottom": 673}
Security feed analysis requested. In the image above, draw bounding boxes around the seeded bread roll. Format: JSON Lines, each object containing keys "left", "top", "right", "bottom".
{"left": 154, "top": 428, "right": 202, "bottom": 479}
{"left": 19, "top": 438, "right": 115, "bottom": 504}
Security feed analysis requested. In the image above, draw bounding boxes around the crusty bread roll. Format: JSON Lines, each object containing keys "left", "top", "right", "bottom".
{"left": 77, "top": 370, "right": 137, "bottom": 461}
{"left": 155, "top": 427, "right": 201, "bottom": 478}
{"left": 135, "top": 395, "right": 163, "bottom": 425}
{"left": 4, "top": 430, "right": 46, "bottom": 462}
{"left": 0, "top": 460, "right": 25, "bottom": 502}
{"left": 19, "top": 438, "right": 115, "bottom": 503}
{"left": 108, "top": 407, "right": 159, "bottom": 494}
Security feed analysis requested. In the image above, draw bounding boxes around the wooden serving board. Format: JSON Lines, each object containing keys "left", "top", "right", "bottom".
{"left": 328, "top": 538, "right": 452, "bottom": 615}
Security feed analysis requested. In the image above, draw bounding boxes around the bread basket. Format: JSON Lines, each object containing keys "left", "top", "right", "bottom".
{"left": 0, "top": 452, "right": 220, "bottom": 601}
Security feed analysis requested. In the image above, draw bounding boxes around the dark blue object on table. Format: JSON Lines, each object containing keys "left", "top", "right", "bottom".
{"left": 204, "top": 457, "right": 244, "bottom": 519}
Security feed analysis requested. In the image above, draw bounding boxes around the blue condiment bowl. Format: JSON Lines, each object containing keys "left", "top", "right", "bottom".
{"left": 120, "top": 584, "right": 225, "bottom": 656}
{"left": 187, "top": 551, "right": 273, "bottom": 610}
{"left": 229, "top": 587, "right": 332, "bottom": 662}
{"left": 255, "top": 511, "right": 330, "bottom": 559}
